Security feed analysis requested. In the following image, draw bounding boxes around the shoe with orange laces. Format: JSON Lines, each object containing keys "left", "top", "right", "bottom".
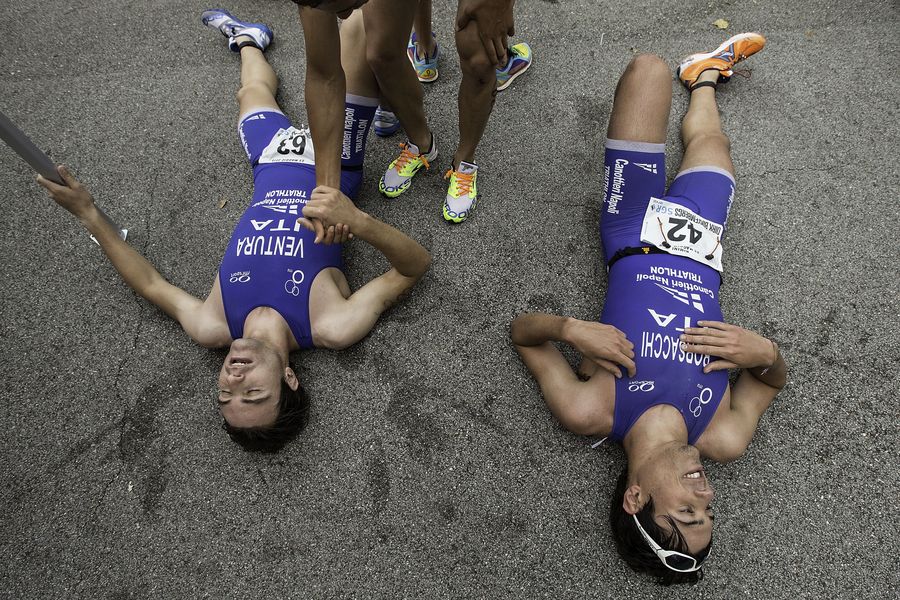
{"left": 677, "top": 32, "right": 766, "bottom": 90}
{"left": 442, "top": 161, "right": 478, "bottom": 223}
{"left": 379, "top": 135, "right": 438, "bottom": 198}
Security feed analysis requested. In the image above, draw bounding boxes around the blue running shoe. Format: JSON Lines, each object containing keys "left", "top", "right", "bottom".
{"left": 201, "top": 9, "right": 273, "bottom": 52}
{"left": 374, "top": 106, "right": 401, "bottom": 137}
{"left": 407, "top": 32, "right": 439, "bottom": 82}
{"left": 496, "top": 42, "right": 532, "bottom": 91}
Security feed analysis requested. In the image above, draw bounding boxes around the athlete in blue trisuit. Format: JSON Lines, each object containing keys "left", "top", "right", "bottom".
{"left": 511, "top": 35, "right": 787, "bottom": 584}
{"left": 36, "top": 11, "right": 430, "bottom": 452}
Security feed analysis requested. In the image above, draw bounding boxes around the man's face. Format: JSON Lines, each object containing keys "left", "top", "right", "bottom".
{"left": 633, "top": 444, "right": 715, "bottom": 553}
{"left": 314, "top": 0, "right": 368, "bottom": 19}
{"left": 217, "top": 338, "right": 285, "bottom": 428}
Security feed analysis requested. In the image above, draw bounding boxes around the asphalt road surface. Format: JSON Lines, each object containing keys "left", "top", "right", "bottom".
{"left": 1, "top": 0, "right": 897, "bottom": 598}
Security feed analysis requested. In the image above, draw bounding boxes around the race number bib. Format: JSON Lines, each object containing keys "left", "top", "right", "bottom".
{"left": 259, "top": 127, "right": 316, "bottom": 165}
{"left": 640, "top": 197, "right": 724, "bottom": 272}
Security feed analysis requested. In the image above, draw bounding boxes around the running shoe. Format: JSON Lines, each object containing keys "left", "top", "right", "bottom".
{"left": 374, "top": 106, "right": 401, "bottom": 137}
{"left": 496, "top": 42, "right": 532, "bottom": 91}
{"left": 201, "top": 8, "right": 273, "bottom": 52}
{"left": 379, "top": 135, "right": 438, "bottom": 198}
{"left": 677, "top": 32, "right": 766, "bottom": 89}
{"left": 442, "top": 161, "right": 478, "bottom": 223}
{"left": 407, "top": 32, "right": 439, "bottom": 82}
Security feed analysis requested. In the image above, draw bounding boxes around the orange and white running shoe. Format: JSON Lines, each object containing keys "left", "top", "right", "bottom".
{"left": 677, "top": 32, "right": 766, "bottom": 89}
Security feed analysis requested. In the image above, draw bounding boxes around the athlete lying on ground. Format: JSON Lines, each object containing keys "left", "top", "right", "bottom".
{"left": 511, "top": 34, "right": 787, "bottom": 584}
{"left": 37, "top": 10, "right": 430, "bottom": 452}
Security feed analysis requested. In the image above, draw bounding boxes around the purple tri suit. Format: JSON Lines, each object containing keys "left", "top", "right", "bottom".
{"left": 599, "top": 139, "right": 736, "bottom": 444}
{"left": 218, "top": 95, "right": 377, "bottom": 348}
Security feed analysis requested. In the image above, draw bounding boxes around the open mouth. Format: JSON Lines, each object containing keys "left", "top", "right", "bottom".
{"left": 230, "top": 358, "right": 253, "bottom": 366}
{"left": 683, "top": 469, "right": 705, "bottom": 480}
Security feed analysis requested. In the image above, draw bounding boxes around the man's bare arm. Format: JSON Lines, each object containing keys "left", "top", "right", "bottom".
{"left": 301, "top": 186, "right": 431, "bottom": 349}
{"left": 685, "top": 321, "right": 787, "bottom": 461}
{"left": 510, "top": 313, "right": 626, "bottom": 436}
{"left": 36, "top": 166, "right": 229, "bottom": 347}
{"left": 298, "top": 7, "right": 345, "bottom": 189}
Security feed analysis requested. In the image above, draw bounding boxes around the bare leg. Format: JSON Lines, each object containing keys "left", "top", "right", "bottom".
{"left": 606, "top": 54, "right": 672, "bottom": 144}
{"left": 411, "top": 0, "right": 435, "bottom": 57}
{"left": 452, "top": 20, "right": 498, "bottom": 167}
{"left": 678, "top": 69, "right": 734, "bottom": 175}
{"left": 363, "top": 0, "right": 432, "bottom": 150}
{"left": 234, "top": 35, "right": 280, "bottom": 119}
{"left": 340, "top": 11, "right": 379, "bottom": 99}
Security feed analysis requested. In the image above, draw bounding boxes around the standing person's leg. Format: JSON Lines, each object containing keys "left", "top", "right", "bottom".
{"left": 409, "top": 0, "right": 439, "bottom": 83}
{"left": 365, "top": 0, "right": 438, "bottom": 198}
{"left": 441, "top": 6, "right": 532, "bottom": 223}
{"left": 363, "top": 0, "right": 432, "bottom": 150}
{"left": 440, "top": 20, "right": 497, "bottom": 223}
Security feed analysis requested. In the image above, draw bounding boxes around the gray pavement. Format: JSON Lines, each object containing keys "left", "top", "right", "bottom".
{"left": 1, "top": 0, "right": 898, "bottom": 598}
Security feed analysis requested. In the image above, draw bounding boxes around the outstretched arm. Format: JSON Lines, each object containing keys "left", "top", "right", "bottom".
{"left": 684, "top": 320, "right": 787, "bottom": 461}
{"left": 510, "top": 313, "right": 632, "bottom": 436}
{"left": 301, "top": 186, "right": 431, "bottom": 349}
{"left": 299, "top": 7, "right": 344, "bottom": 190}
{"left": 36, "top": 167, "right": 228, "bottom": 346}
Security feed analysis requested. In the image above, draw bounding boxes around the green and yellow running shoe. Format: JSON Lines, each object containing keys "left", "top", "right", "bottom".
{"left": 379, "top": 136, "right": 438, "bottom": 198}
{"left": 442, "top": 161, "right": 478, "bottom": 223}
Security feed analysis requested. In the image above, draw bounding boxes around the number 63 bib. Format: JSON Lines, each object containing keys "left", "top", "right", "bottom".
{"left": 259, "top": 127, "right": 316, "bottom": 166}
{"left": 640, "top": 197, "right": 724, "bottom": 272}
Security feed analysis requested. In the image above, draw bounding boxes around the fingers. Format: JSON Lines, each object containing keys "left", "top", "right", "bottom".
{"left": 596, "top": 359, "right": 623, "bottom": 379}
{"left": 492, "top": 36, "right": 507, "bottom": 67}
{"left": 619, "top": 355, "right": 637, "bottom": 378}
{"left": 322, "top": 225, "right": 336, "bottom": 245}
{"left": 296, "top": 217, "right": 316, "bottom": 233}
{"left": 479, "top": 31, "right": 501, "bottom": 67}
{"left": 695, "top": 320, "right": 730, "bottom": 331}
{"left": 296, "top": 216, "right": 325, "bottom": 243}
{"left": 456, "top": 8, "right": 474, "bottom": 32}
{"left": 704, "top": 360, "right": 738, "bottom": 374}
{"left": 57, "top": 165, "right": 78, "bottom": 188}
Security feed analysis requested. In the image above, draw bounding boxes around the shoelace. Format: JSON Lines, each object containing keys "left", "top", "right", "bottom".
{"left": 394, "top": 143, "right": 430, "bottom": 172}
{"left": 445, "top": 168, "right": 475, "bottom": 196}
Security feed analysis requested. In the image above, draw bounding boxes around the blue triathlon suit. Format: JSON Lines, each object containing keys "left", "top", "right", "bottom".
{"left": 599, "top": 139, "right": 736, "bottom": 444}
{"left": 218, "top": 95, "right": 377, "bottom": 349}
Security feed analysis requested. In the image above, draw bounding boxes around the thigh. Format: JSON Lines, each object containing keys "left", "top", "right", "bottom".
{"left": 664, "top": 168, "right": 736, "bottom": 231}
{"left": 600, "top": 141, "right": 667, "bottom": 262}
{"left": 362, "top": 0, "right": 418, "bottom": 55}
{"left": 238, "top": 110, "right": 293, "bottom": 165}
{"left": 606, "top": 55, "right": 672, "bottom": 144}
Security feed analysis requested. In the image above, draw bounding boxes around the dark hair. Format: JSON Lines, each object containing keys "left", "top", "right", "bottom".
{"left": 609, "top": 467, "right": 711, "bottom": 585}
{"left": 289, "top": 0, "right": 326, "bottom": 7}
{"left": 223, "top": 379, "right": 309, "bottom": 453}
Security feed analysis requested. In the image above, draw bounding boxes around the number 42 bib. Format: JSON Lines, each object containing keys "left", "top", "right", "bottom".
{"left": 640, "top": 197, "right": 724, "bottom": 272}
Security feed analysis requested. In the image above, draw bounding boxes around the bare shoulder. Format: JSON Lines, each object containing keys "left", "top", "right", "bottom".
{"left": 184, "top": 276, "right": 231, "bottom": 348}
{"left": 694, "top": 386, "right": 745, "bottom": 462}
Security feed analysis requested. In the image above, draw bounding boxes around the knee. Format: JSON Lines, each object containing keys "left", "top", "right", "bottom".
{"left": 236, "top": 81, "right": 273, "bottom": 104}
{"left": 365, "top": 37, "right": 402, "bottom": 74}
{"left": 624, "top": 53, "right": 670, "bottom": 82}
{"left": 687, "top": 131, "right": 731, "bottom": 152}
{"left": 455, "top": 25, "right": 496, "bottom": 83}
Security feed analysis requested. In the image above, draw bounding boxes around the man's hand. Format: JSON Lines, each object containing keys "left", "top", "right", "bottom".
{"left": 456, "top": 0, "right": 516, "bottom": 67}
{"left": 681, "top": 320, "right": 778, "bottom": 374}
{"left": 36, "top": 166, "right": 96, "bottom": 220}
{"left": 564, "top": 319, "right": 636, "bottom": 379}
{"left": 298, "top": 185, "right": 362, "bottom": 245}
